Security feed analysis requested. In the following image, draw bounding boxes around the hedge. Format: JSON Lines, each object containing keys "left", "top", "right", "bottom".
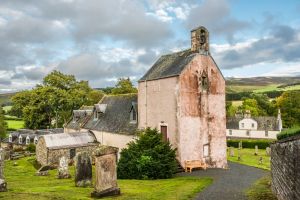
{"left": 227, "top": 139, "right": 274, "bottom": 149}
{"left": 277, "top": 126, "right": 300, "bottom": 140}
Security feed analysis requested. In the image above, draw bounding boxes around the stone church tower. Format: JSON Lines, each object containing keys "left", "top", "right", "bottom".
{"left": 138, "top": 26, "right": 227, "bottom": 168}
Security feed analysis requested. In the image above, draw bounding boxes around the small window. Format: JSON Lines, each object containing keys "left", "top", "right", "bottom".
{"left": 70, "top": 149, "right": 76, "bottom": 159}
{"left": 246, "top": 130, "right": 250, "bottom": 136}
{"left": 19, "top": 137, "right": 22, "bottom": 144}
{"left": 241, "top": 123, "right": 244, "bottom": 128}
{"left": 93, "top": 112, "right": 98, "bottom": 121}
{"left": 9, "top": 135, "right": 12, "bottom": 143}
{"left": 229, "top": 130, "right": 232, "bottom": 135}
{"left": 265, "top": 131, "right": 268, "bottom": 137}
{"left": 203, "top": 144, "right": 210, "bottom": 157}
{"left": 26, "top": 137, "right": 30, "bottom": 145}
{"left": 34, "top": 137, "right": 38, "bottom": 144}
{"left": 252, "top": 123, "right": 255, "bottom": 128}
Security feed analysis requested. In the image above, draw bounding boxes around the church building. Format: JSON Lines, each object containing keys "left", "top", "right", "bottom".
{"left": 138, "top": 26, "right": 227, "bottom": 168}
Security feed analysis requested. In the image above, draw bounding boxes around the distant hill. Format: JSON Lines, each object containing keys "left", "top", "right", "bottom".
{"left": 226, "top": 77, "right": 300, "bottom": 93}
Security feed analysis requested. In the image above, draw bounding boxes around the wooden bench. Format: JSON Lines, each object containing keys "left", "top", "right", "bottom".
{"left": 184, "top": 160, "right": 207, "bottom": 173}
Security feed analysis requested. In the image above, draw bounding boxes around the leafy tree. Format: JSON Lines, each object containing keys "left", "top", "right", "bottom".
{"left": 226, "top": 101, "right": 237, "bottom": 117}
{"left": 250, "top": 93, "right": 276, "bottom": 116}
{"left": 111, "top": 78, "right": 137, "bottom": 95}
{"left": 86, "top": 90, "right": 104, "bottom": 105}
{"left": 0, "top": 107, "right": 7, "bottom": 139}
{"left": 11, "top": 70, "right": 94, "bottom": 129}
{"left": 276, "top": 90, "right": 300, "bottom": 128}
{"left": 117, "top": 128, "right": 177, "bottom": 179}
{"left": 239, "top": 98, "right": 262, "bottom": 116}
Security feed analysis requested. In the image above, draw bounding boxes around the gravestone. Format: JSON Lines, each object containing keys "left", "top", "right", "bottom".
{"left": 259, "top": 156, "right": 263, "bottom": 165}
{"left": 75, "top": 152, "right": 92, "bottom": 187}
{"left": 57, "top": 156, "right": 71, "bottom": 179}
{"left": 237, "top": 149, "right": 242, "bottom": 161}
{"left": 238, "top": 141, "right": 243, "bottom": 150}
{"left": 254, "top": 145, "right": 258, "bottom": 156}
{"left": 229, "top": 147, "right": 234, "bottom": 157}
{"left": 266, "top": 147, "right": 271, "bottom": 156}
{"left": 36, "top": 165, "right": 50, "bottom": 176}
{"left": 91, "top": 146, "right": 120, "bottom": 198}
{"left": 0, "top": 149, "right": 7, "bottom": 192}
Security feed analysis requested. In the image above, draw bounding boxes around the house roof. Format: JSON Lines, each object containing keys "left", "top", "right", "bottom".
{"left": 227, "top": 116, "right": 279, "bottom": 131}
{"left": 41, "top": 132, "right": 97, "bottom": 149}
{"left": 139, "top": 49, "right": 224, "bottom": 82}
{"left": 83, "top": 94, "right": 138, "bottom": 135}
{"left": 139, "top": 49, "right": 196, "bottom": 82}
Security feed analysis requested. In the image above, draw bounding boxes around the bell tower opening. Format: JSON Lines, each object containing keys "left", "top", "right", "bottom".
{"left": 191, "top": 26, "right": 209, "bottom": 54}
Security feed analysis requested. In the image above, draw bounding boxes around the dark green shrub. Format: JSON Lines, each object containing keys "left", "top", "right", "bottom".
{"left": 227, "top": 139, "right": 274, "bottom": 149}
{"left": 26, "top": 143, "right": 36, "bottom": 153}
{"left": 277, "top": 126, "right": 300, "bottom": 140}
{"left": 117, "top": 128, "right": 177, "bottom": 179}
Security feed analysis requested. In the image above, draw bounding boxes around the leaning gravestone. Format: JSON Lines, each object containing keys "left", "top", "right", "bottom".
{"left": 229, "top": 147, "right": 234, "bottom": 157}
{"left": 238, "top": 141, "right": 243, "bottom": 150}
{"left": 259, "top": 156, "right": 263, "bottom": 165}
{"left": 91, "top": 146, "right": 120, "bottom": 198}
{"left": 57, "top": 156, "right": 71, "bottom": 179}
{"left": 237, "top": 149, "right": 242, "bottom": 161}
{"left": 0, "top": 149, "right": 7, "bottom": 192}
{"left": 75, "top": 152, "right": 92, "bottom": 187}
{"left": 266, "top": 147, "right": 271, "bottom": 156}
{"left": 36, "top": 165, "right": 50, "bottom": 176}
{"left": 254, "top": 145, "right": 258, "bottom": 156}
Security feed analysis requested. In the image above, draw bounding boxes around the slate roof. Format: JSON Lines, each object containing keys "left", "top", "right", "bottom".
{"left": 139, "top": 49, "right": 196, "bottom": 81}
{"left": 226, "top": 116, "right": 279, "bottom": 131}
{"left": 41, "top": 132, "right": 97, "bottom": 149}
{"left": 139, "top": 49, "right": 224, "bottom": 82}
{"left": 65, "top": 108, "right": 93, "bottom": 130}
{"left": 83, "top": 94, "right": 138, "bottom": 135}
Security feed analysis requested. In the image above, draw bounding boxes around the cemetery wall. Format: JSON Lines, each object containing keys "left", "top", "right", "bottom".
{"left": 271, "top": 135, "right": 300, "bottom": 200}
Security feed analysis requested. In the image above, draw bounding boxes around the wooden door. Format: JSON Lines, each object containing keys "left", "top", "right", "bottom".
{"left": 160, "top": 126, "right": 168, "bottom": 142}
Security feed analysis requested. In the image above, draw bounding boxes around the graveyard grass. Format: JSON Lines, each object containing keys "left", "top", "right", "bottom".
{"left": 227, "top": 148, "right": 270, "bottom": 170}
{"left": 2, "top": 157, "right": 212, "bottom": 200}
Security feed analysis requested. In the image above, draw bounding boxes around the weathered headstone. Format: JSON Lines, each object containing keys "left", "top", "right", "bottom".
{"left": 259, "top": 156, "right": 263, "bottom": 165}
{"left": 237, "top": 149, "right": 242, "bottom": 161}
{"left": 254, "top": 145, "right": 258, "bottom": 156}
{"left": 0, "top": 149, "right": 7, "bottom": 192}
{"left": 75, "top": 152, "right": 92, "bottom": 187}
{"left": 91, "top": 146, "right": 120, "bottom": 198}
{"left": 238, "top": 141, "right": 243, "bottom": 150}
{"left": 266, "top": 147, "right": 271, "bottom": 156}
{"left": 229, "top": 147, "right": 234, "bottom": 157}
{"left": 57, "top": 156, "right": 71, "bottom": 179}
{"left": 36, "top": 165, "right": 50, "bottom": 176}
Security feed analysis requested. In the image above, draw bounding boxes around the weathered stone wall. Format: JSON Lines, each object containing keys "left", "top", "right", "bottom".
{"left": 36, "top": 137, "right": 48, "bottom": 166}
{"left": 36, "top": 141, "right": 99, "bottom": 166}
{"left": 271, "top": 136, "right": 300, "bottom": 200}
{"left": 178, "top": 55, "right": 227, "bottom": 168}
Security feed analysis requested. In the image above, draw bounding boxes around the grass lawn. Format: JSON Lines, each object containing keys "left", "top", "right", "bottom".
{"left": 246, "top": 175, "right": 277, "bottom": 200}
{"left": 227, "top": 148, "right": 270, "bottom": 170}
{"left": 5, "top": 119, "right": 24, "bottom": 130}
{"left": 2, "top": 157, "right": 212, "bottom": 200}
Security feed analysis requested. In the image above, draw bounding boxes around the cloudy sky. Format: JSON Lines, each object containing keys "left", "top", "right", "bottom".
{"left": 0, "top": 0, "right": 300, "bottom": 93}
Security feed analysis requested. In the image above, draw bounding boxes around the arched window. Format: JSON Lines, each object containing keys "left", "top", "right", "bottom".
{"left": 19, "top": 136, "right": 22, "bottom": 144}
{"left": 9, "top": 135, "right": 12, "bottom": 143}
{"left": 34, "top": 137, "right": 38, "bottom": 144}
{"left": 26, "top": 137, "right": 30, "bottom": 145}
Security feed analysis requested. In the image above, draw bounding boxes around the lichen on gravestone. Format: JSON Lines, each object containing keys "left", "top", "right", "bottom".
{"left": 75, "top": 152, "right": 92, "bottom": 187}
{"left": 57, "top": 156, "right": 71, "bottom": 179}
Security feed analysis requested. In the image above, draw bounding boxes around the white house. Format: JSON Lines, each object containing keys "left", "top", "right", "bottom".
{"left": 226, "top": 110, "right": 282, "bottom": 139}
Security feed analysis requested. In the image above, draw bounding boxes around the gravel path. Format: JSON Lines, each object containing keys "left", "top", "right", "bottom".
{"left": 177, "top": 161, "right": 268, "bottom": 200}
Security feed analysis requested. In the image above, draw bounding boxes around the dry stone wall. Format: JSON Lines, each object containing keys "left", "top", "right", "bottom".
{"left": 271, "top": 135, "right": 300, "bottom": 200}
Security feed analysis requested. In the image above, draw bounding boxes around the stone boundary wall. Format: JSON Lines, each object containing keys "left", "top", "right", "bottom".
{"left": 271, "top": 135, "right": 300, "bottom": 200}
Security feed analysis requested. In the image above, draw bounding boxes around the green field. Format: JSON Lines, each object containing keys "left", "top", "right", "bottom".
{"left": 3, "top": 105, "right": 12, "bottom": 112}
{"left": 2, "top": 157, "right": 212, "bottom": 200}
{"left": 227, "top": 148, "right": 270, "bottom": 170}
{"left": 5, "top": 119, "right": 24, "bottom": 130}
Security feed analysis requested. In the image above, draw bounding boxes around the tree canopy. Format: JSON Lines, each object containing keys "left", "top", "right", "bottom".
{"left": 0, "top": 106, "right": 7, "bottom": 138}
{"left": 111, "top": 78, "right": 137, "bottom": 95}
{"left": 11, "top": 70, "right": 101, "bottom": 129}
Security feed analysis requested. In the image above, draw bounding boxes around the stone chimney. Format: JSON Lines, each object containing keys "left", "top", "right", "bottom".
{"left": 191, "top": 26, "right": 209, "bottom": 54}
{"left": 244, "top": 110, "right": 251, "bottom": 118}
